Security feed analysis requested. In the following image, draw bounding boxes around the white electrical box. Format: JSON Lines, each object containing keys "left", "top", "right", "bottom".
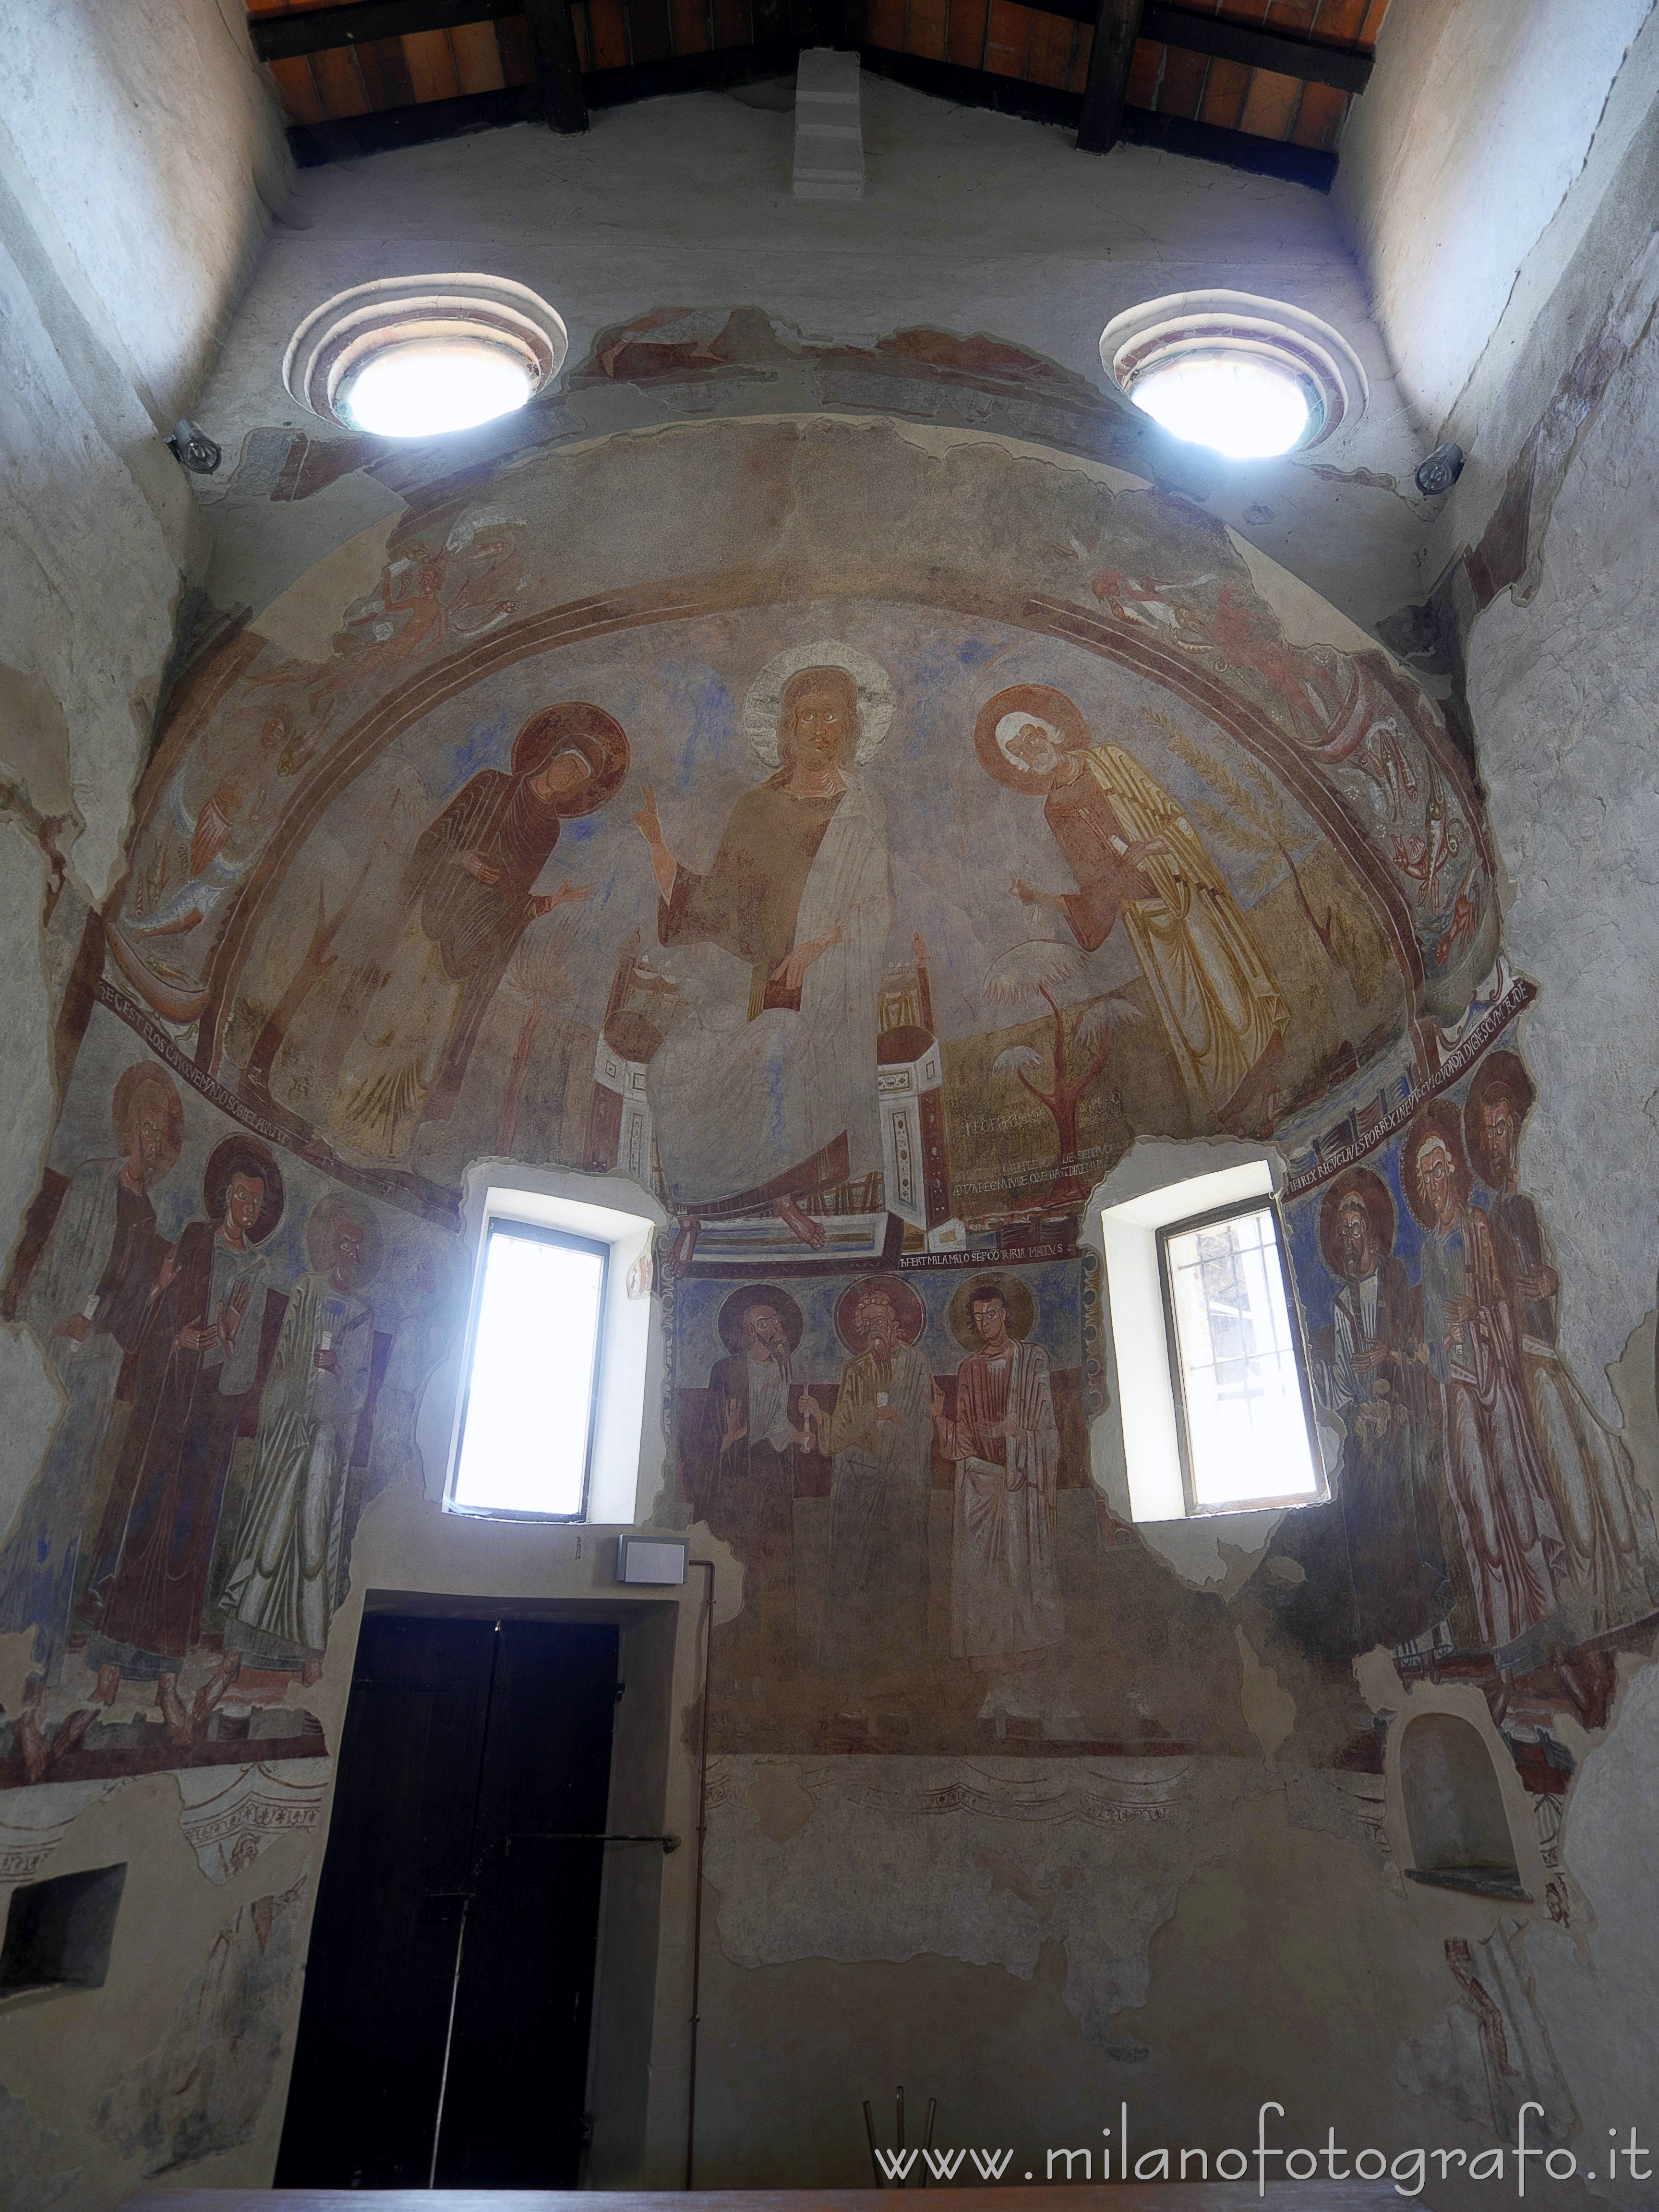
{"left": 616, "top": 1532, "right": 690, "bottom": 1586}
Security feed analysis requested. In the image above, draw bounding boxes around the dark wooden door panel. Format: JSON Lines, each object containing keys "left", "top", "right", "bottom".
{"left": 276, "top": 1614, "right": 497, "bottom": 2186}
{"left": 433, "top": 1619, "right": 620, "bottom": 2186}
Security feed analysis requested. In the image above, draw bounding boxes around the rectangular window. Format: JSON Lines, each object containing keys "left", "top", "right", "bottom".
{"left": 449, "top": 1220, "right": 608, "bottom": 1521}
{"left": 1157, "top": 1197, "right": 1322, "bottom": 1514}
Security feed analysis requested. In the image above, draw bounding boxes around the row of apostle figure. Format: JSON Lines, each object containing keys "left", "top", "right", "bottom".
{"left": 1313, "top": 1050, "right": 1659, "bottom": 1665}
{"left": 694, "top": 1272, "right": 1065, "bottom": 1678}
{"left": 0, "top": 1059, "right": 387, "bottom": 1739}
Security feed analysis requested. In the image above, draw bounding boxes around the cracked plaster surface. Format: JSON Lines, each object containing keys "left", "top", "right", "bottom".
{"left": 1466, "top": 305, "right": 1659, "bottom": 1412}
{"left": 704, "top": 1754, "right": 1387, "bottom": 2050}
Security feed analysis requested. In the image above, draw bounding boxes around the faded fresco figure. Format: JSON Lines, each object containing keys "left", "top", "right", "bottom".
{"left": 0, "top": 1063, "right": 183, "bottom": 1684}
{"left": 108, "top": 712, "right": 310, "bottom": 1024}
{"left": 331, "top": 704, "right": 627, "bottom": 1159}
{"left": 1466, "top": 1053, "right": 1659, "bottom": 1631}
{"left": 701, "top": 1287, "right": 810, "bottom": 1620}
{"left": 931, "top": 1276, "right": 1062, "bottom": 1665}
{"left": 79, "top": 1139, "right": 285, "bottom": 1728}
{"left": 299, "top": 523, "right": 523, "bottom": 719}
{"left": 220, "top": 1193, "right": 383, "bottom": 1678}
{"left": 1317, "top": 1167, "right": 1451, "bottom": 1658}
{"left": 981, "top": 684, "right": 1287, "bottom": 1130}
{"left": 637, "top": 651, "right": 892, "bottom": 1242}
{"left": 1404, "top": 1103, "right": 1568, "bottom": 1655}
{"left": 810, "top": 1279, "right": 932, "bottom": 1668}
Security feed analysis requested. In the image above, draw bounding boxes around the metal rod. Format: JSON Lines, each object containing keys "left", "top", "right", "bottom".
{"left": 426, "top": 1900, "right": 470, "bottom": 2184}
{"left": 508, "top": 1831, "right": 681, "bottom": 1851}
{"left": 429, "top": 1618, "right": 502, "bottom": 2188}
{"left": 684, "top": 1557, "right": 717, "bottom": 2188}
{"left": 921, "top": 2096, "right": 937, "bottom": 2186}
{"left": 863, "top": 2099, "right": 882, "bottom": 2188}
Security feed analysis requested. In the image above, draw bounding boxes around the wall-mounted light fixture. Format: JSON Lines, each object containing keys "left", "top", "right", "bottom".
{"left": 283, "top": 274, "right": 568, "bottom": 440}
{"left": 1101, "top": 290, "right": 1367, "bottom": 461}
{"left": 1414, "top": 440, "right": 1466, "bottom": 496}
{"left": 166, "top": 419, "right": 221, "bottom": 473}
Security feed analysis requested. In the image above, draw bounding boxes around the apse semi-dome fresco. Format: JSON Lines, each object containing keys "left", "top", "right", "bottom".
{"left": 4, "top": 406, "right": 1644, "bottom": 1802}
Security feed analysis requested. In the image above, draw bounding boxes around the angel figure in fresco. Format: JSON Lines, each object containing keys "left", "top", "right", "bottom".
{"left": 635, "top": 648, "right": 893, "bottom": 1246}
{"left": 809, "top": 1278, "right": 933, "bottom": 1670}
{"left": 1316, "top": 1166, "right": 1452, "bottom": 1659}
{"left": 1209, "top": 583, "right": 1422, "bottom": 821}
{"left": 1403, "top": 1103, "right": 1568, "bottom": 1655}
{"left": 220, "top": 1192, "right": 383, "bottom": 1679}
{"left": 1465, "top": 1052, "right": 1659, "bottom": 1631}
{"left": 108, "top": 709, "right": 313, "bottom": 1024}
{"left": 931, "top": 1275, "right": 1062, "bottom": 1667}
{"left": 0, "top": 1062, "right": 183, "bottom": 1689}
{"left": 1089, "top": 566, "right": 1220, "bottom": 656}
{"left": 78, "top": 1138, "right": 286, "bottom": 1732}
{"left": 979, "top": 683, "right": 1287, "bottom": 1132}
{"left": 330, "top": 703, "right": 628, "bottom": 1160}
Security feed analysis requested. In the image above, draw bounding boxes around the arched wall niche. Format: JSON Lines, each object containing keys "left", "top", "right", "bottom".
{"left": 2, "top": 405, "right": 1653, "bottom": 1804}
{"left": 1400, "top": 1712, "right": 1524, "bottom": 1897}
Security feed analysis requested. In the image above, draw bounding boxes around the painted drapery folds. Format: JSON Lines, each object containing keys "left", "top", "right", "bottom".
{"left": 0, "top": 409, "right": 1651, "bottom": 1806}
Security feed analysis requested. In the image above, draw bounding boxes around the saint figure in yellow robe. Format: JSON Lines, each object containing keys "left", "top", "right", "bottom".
{"left": 986, "top": 685, "right": 1287, "bottom": 1128}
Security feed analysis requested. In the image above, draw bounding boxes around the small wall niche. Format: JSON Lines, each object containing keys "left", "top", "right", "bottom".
{"left": 1400, "top": 1715, "right": 1529, "bottom": 1900}
{"left": 0, "top": 1862, "right": 127, "bottom": 1997}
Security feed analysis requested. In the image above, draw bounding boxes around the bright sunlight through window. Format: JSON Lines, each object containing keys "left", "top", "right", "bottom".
{"left": 1130, "top": 355, "right": 1311, "bottom": 459}
{"left": 1159, "top": 1201, "right": 1321, "bottom": 1512}
{"left": 342, "top": 339, "right": 532, "bottom": 439}
{"left": 451, "top": 1222, "right": 606, "bottom": 1519}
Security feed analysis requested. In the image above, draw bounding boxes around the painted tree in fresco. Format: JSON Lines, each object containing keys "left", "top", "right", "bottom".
{"left": 983, "top": 939, "right": 1141, "bottom": 1207}
{"left": 1155, "top": 712, "right": 1385, "bottom": 1005}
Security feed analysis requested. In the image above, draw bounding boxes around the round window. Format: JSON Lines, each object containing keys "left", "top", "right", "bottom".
{"left": 1100, "top": 291, "right": 1367, "bottom": 459}
{"left": 284, "top": 274, "right": 568, "bottom": 438}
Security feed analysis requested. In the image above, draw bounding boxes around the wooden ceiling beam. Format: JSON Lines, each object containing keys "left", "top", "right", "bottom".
{"left": 859, "top": 45, "right": 1337, "bottom": 186}
{"left": 522, "top": 0, "right": 588, "bottom": 129}
{"left": 249, "top": 0, "right": 524, "bottom": 62}
{"left": 267, "top": 8, "right": 1346, "bottom": 185}
{"left": 1121, "top": 104, "right": 1336, "bottom": 188}
{"left": 1077, "top": 0, "right": 1144, "bottom": 155}
{"left": 1024, "top": 0, "right": 1372, "bottom": 93}
{"left": 250, "top": 0, "right": 586, "bottom": 131}
{"left": 1138, "top": 2, "right": 1372, "bottom": 94}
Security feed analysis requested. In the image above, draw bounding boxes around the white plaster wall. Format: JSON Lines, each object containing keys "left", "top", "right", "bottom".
{"left": 1392, "top": 24, "right": 1659, "bottom": 2184}
{"left": 193, "top": 77, "right": 1429, "bottom": 636}
{"left": 0, "top": 223, "right": 186, "bottom": 902}
{"left": 0, "top": 2, "right": 289, "bottom": 1574}
{"left": 1464, "top": 322, "right": 1659, "bottom": 1408}
{"left": 0, "top": 0, "right": 290, "bottom": 425}
{"left": 1334, "top": 0, "right": 1653, "bottom": 438}
{"left": 1525, "top": 1665, "right": 1659, "bottom": 2212}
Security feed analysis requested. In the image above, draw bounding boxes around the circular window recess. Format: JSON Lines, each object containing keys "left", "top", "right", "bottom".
{"left": 283, "top": 274, "right": 568, "bottom": 438}
{"left": 1100, "top": 290, "right": 1367, "bottom": 459}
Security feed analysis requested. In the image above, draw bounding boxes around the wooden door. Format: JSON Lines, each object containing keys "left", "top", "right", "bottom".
{"left": 435, "top": 1619, "right": 621, "bottom": 2184}
{"left": 276, "top": 1613, "right": 620, "bottom": 2188}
